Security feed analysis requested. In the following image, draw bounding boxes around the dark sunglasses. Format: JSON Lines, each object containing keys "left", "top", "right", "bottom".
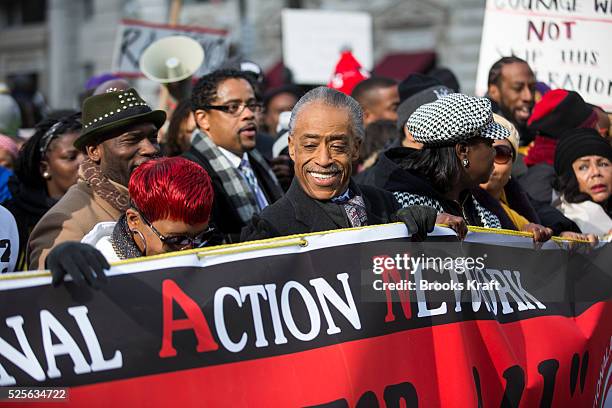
{"left": 494, "top": 145, "right": 514, "bottom": 164}
{"left": 136, "top": 209, "right": 215, "bottom": 250}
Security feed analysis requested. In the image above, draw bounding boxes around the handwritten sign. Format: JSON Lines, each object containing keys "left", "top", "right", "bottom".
{"left": 111, "top": 19, "right": 229, "bottom": 78}
{"left": 475, "top": 0, "right": 612, "bottom": 110}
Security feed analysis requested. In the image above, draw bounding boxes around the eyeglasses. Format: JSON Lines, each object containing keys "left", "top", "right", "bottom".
{"left": 494, "top": 145, "right": 514, "bottom": 164}
{"left": 202, "top": 100, "right": 264, "bottom": 116}
{"left": 137, "top": 210, "right": 215, "bottom": 250}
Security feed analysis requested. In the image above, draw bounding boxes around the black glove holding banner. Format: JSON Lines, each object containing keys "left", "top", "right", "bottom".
{"left": 45, "top": 242, "right": 110, "bottom": 288}
{"left": 392, "top": 205, "right": 437, "bottom": 241}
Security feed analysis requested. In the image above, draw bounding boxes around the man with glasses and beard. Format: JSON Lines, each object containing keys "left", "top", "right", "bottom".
{"left": 184, "top": 70, "right": 283, "bottom": 243}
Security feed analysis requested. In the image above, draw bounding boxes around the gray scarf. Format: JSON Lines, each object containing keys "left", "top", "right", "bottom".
{"left": 191, "top": 131, "right": 281, "bottom": 223}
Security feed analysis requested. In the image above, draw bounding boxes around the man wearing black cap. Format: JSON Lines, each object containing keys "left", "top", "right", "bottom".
{"left": 28, "top": 88, "right": 165, "bottom": 269}
{"left": 356, "top": 73, "right": 452, "bottom": 185}
{"left": 394, "top": 74, "right": 452, "bottom": 149}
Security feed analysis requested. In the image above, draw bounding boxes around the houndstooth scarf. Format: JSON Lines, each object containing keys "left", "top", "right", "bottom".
{"left": 393, "top": 191, "right": 502, "bottom": 229}
{"left": 191, "top": 131, "right": 279, "bottom": 223}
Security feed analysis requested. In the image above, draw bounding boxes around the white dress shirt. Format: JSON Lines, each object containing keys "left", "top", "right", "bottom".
{"left": 217, "top": 146, "right": 269, "bottom": 208}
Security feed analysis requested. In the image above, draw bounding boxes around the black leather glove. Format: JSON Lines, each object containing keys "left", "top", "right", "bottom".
{"left": 392, "top": 205, "right": 437, "bottom": 241}
{"left": 46, "top": 242, "right": 110, "bottom": 288}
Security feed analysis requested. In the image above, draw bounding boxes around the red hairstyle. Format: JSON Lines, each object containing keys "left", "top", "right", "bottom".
{"left": 128, "top": 157, "right": 214, "bottom": 224}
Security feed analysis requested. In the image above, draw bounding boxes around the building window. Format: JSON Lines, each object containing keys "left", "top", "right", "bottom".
{"left": 83, "top": 0, "right": 94, "bottom": 20}
{"left": 0, "top": 0, "right": 46, "bottom": 27}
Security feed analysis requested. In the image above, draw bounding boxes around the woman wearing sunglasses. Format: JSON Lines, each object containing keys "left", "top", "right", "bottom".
{"left": 479, "top": 114, "right": 553, "bottom": 242}
{"left": 390, "top": 94, "right": 520, "bottom": 233}
{"left": 82, "top": 156, "right": 216, "bottom": 261}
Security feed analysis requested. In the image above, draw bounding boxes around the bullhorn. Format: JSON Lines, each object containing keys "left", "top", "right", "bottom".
{"left": 140, "top": 36, "right": 204, "bottom": 83}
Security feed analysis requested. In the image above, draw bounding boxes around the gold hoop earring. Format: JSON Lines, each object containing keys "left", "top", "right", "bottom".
{"left": 130, "top": 229, "right": 147, "bottom": 254}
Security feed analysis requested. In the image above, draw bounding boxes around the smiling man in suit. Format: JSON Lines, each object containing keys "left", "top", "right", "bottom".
{"left": 241, "top": 86, "right": 437, "bottom": 241}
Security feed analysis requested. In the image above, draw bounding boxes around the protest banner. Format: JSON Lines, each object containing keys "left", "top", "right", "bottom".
{"left": 281, "top": 9, "right": 373, "bottom": 85}
{"left": 475, "top": 0, "right": 612, "bottom": 110}
{"left": 0, "top": 225, "right": 610, "bottom": 407}
{"left": 111, "top": 19, "right": 229, "bottom": 78}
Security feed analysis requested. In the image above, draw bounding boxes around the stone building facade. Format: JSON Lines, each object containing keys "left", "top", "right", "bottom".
{"left": 0, "top": 0, "right": 486, "bottom": 109}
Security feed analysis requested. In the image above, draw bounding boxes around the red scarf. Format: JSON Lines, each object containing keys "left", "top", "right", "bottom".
{"left": 523, "top": 135, "right": 558, "bottom": 167}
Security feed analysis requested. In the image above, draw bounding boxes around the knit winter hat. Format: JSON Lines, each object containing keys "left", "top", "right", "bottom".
{"left": 554, "top": 128, "right": 612, "bottom": 176}
{"left": 407, "top": 93, "right": 509, "bottom": 146}
{"left": 527, "top": 89, "right": 595, "bottom": 138}
{"left": 328, "top": 50, "right": 370, "bottom": 95}
{"left": 397, "top": 74, "right": 450, "bottom": 130}
{"left": 396, "top": 84, "right": 453, "bottom": 131}
{"left": 398, "top": 73, "right": 441, "bottom": 103}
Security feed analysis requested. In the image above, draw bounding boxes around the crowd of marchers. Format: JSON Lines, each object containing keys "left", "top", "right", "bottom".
{"left": 0, "top": 56, "right": 610, "bottom": 287}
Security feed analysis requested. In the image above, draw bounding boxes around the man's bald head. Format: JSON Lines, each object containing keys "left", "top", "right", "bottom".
{"left": 351, "top": 77, "right": 399, "bottom": 126}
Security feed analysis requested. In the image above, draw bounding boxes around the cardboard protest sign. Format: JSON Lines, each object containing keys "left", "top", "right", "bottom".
{"left": 111, "top": 19, "right": 229, "bottom": 78}
{"left": 281, "top": 9, "right": 373, "bottom": 85}
{"left": 475, "top": 0, "right": 612, "bottom": 110}
{"left": 0, "top": 225, "right": 610, "bottom": 407}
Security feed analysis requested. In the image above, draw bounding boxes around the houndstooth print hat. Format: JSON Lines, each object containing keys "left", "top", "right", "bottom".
{"left": 407, "top": 93, "right": 509, "bottom": 146}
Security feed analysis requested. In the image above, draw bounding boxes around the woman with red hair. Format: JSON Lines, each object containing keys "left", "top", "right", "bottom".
{"left": 82, "top": 156, "right": 215, "bottom": 261}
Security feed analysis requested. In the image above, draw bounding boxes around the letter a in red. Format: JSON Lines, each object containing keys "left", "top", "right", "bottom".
{"left": 159, "top": 279, "right": 219, "bottom": 358}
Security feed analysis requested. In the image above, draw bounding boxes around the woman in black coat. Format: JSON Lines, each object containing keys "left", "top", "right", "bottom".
{"left": 392, "top": 94, "right": 512, "bottom": 230}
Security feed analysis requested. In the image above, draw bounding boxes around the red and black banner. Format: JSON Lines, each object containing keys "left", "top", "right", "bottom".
{"left": 0, "top": 226, "right": 610, "bottom": 407}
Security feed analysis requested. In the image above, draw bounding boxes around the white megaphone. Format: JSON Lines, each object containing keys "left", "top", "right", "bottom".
{"left": 139, "top": 36, "right": 205, "bottom": 100}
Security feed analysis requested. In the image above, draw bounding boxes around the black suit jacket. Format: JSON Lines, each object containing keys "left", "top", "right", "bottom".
{"left": 241, "top": 178, "right": 400, "bottom": 241}
{"left": 183, "top": 147, "right": 283, "bottom": 243}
